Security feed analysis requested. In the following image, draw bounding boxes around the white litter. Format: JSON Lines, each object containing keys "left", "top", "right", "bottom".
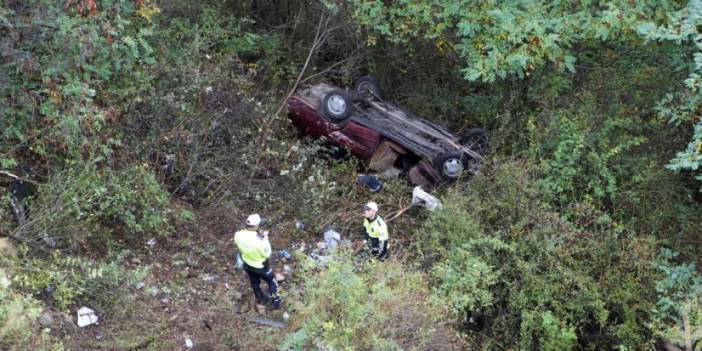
{"left": 412, "top": 186, "right": 443, "bottom": 211}
{"left": 146, "top": 238, "right": 157, "bottom": 247}
{"left": 185, "top": 337, "right": 194, "bottom": 348}
{"left": 76, "top": 307, "right": 98, "bottom": 327}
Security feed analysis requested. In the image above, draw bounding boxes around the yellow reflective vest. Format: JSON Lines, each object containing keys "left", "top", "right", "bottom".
{"left": 234, "top": 229, "right": 271, "bottom": 269}
{"left": 363, "top": 215, "right": 389, "bottom": 241}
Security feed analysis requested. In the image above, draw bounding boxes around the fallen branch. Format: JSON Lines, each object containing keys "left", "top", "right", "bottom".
{"left": 387, "top": 205, "right": 414, "bottom": 223}
{"left": 0, "top": 170, "right": 40, "bottom": 185}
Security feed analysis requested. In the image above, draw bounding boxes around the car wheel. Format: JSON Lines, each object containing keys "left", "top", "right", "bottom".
{"left": 321, "top": 89, "right": 352, "bottom": 121}
{"left": 353, "top": 76, "right": 383, "bottom": 100}
{"left": 433, "top": 151, "right": 466, "bottom": 181}
{"left": 458, "top": 128, "right": 488, "bottom": 156}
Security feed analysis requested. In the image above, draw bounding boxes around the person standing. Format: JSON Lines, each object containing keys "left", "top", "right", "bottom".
{"left": 234, "top": 214, "right": 282, "bottom": 309}
{"left": 362, "top": 201, "right": 389, "bottom": 260}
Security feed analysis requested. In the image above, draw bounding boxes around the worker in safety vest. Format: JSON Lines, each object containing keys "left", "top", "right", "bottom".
{"left": 362, "top": 201, "right": 389, "bottom": 260}
{"left": 234, "top": 214, "right": 282, "bottom": 309}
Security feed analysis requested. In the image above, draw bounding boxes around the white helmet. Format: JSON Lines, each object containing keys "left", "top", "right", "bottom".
{"left": 246, "top": 214, "right": 262, "bottom": 226}
{"left": 363, "top": 201, "right": 379, "bottom": 212}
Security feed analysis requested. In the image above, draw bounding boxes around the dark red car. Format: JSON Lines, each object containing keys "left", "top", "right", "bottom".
{"left": 287, "top": 77, "right": 488, "bottom": 187}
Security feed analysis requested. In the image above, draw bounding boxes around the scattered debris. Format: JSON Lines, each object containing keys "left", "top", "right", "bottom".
{"left": 309, "top": 253, "right": 333, "bottom": 267}
{"left": 235, "top": 253, "right": 244, "bottom": 269}
{"left": 412, "top": 186, "right": 443, "bottom": 211}
{"left": 248, "top": 316, "right": 286, "bottom": 329}
{"left": 295, "top": 220, "right": 306, "bottom": 230}
{"left": 41, "top": 232, "right": 57, "bottom": 248}
{"left": 184, "top": 337, "right": 194, "bottom": 348}
{"left": 279, "top": 250, "right": 292, "bottom": 260}
{"left": 76, "top": 307, "right": 98, "bottom": 327}
{"left": 146, "top": 238, "right": 157, "bottom": 247}
{"left": 202, "top": 274, "right": 219, "bottom": 283}
{"left": 357, "top": 174, "right": 383, "bottom": 192}
{"left": 323, "top": 228, "right": 341, "bottom": 249}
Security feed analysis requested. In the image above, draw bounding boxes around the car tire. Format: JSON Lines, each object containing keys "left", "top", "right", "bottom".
{"left": 458, "top": 128, "right": 488, "bottom": 156}
{"left": 353, "top": 76, "right": 383, "bottom": 100}
{"left": 433, "top": 151, "right": 467, "bottom": 182}
{"left": 321, "top": 89, "right": 352, "bottom": 121}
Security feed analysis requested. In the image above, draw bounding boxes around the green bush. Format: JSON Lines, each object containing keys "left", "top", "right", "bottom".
{"left": 415, "top": 159, "right": 660, "bottom": 349}
{"left": 0, "top": 268, "right": 42, "bottom": 349}
{"left": 280, "top": 251, "right": 460, "bottom": 351}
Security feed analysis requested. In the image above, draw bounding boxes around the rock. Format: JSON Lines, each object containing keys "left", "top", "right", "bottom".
{"left": 76, "top": 307, "right": 98, "bottom": 327}
{"left": 249, "top": 316, "right": 286, "bottom": 328}
{"left": 323, "top": 228, "right": 341, "bottom": 249}
{"left": 38, "top": 311, "right": 55, "bottom": 327}
{"left": 0, "top": 238, "right": 15, "bottom": 256}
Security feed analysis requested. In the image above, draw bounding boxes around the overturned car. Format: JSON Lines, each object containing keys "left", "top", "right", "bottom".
{"left": 287, "top": 76, "right": 488, "bottom": 187}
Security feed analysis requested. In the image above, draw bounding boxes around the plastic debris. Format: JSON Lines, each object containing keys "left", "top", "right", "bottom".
{"left": 279, "top": 250, "right": 292, "bottom": 260}
{"left": 357, "top": 174, "right": 383, "bottom": 192}
{"left": 295, "top": 220, "right": 306, "bottom": 230}
{"left": 235, "top": 253, "right": 244, "bottom": 269}
{"left": 41, "top": 232, "right": 57, "bottom": 248}
{"left": 283, "top": 265, "right": 293, "bottom": 275}
{"left": 76, "top": 307, "right": 98, "bottom": 327}
{"left": 323, "top": 228, "right": 341, "bottom": 249}
{"left": 185, "top": 337, "right": 194, "bottom": 348}
{"left": 146, "top": 238, "right": 157, "bottom": 247}
{"left": 283, "top": 312, "right": 290, "bottom": 321}
{"left": 412, "top": 186, "right": 443, "bottom": 211}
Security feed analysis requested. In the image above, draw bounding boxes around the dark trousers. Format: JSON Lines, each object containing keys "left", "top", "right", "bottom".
{"left": 244, "top": 262, "right": 279, "bottom": 304}
{"left": 369, "top": 237, "right": 389, "bottom": 261}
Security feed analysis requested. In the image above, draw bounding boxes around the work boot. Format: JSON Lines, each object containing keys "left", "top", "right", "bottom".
{"left": 270, "top": 297, "right": 283, "bottom": 310}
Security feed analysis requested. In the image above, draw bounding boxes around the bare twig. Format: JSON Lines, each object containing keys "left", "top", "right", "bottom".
{"left": 0, "top": 170, "right": 41, "bottom": 185}
{"left": 252, "top": 12, "right": 335, "bottom": 171}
